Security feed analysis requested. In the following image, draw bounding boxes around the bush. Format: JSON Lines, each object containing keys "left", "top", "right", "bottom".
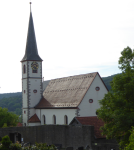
{"left": 0, "top": 135, "right": 57, "bottom": 150}
{"left": 9, "top": 141, "right": 22, "bottom": 150}
{"left": 0, "top": 135, "right": 12, "bottom": 150}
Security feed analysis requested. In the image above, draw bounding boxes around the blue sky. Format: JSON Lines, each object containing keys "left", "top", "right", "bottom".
{"left": 1, "top": 0, "right": 134, "bottom": 93}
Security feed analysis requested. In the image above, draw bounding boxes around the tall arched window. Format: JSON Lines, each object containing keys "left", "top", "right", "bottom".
{"left": 64, "top": 115, "right": 68, "bottom": 125}
{"left": 53, "top": 115, "right": 56, "bottom": 124}
{"left": 23, "top": 65, "right": 26, "bottom": 74}
{"left": 42, "top": 115, "right": 46, "bottom": 124}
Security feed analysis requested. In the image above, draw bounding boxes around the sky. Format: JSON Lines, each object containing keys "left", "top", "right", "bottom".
{"left": 0, "top": 0, "right": 134, "bottom": 93}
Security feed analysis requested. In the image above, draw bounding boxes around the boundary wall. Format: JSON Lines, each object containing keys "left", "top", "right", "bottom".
{"left": 0, "top": 125, "right": 119, "bottom": 150}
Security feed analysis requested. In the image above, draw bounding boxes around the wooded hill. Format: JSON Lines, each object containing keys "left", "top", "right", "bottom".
{"left": 0, "top": 74, "right": 118, "bottom": 115}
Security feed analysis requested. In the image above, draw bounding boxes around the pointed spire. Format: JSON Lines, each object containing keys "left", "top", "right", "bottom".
{"left": 21, "top": 3, "right": 42, "bottom": 62}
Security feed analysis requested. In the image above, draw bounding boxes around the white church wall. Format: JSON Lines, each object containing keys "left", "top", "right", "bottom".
{"left": 36, "top": 109, "right": 41, "bottom": 119}
{"left": 29, "top": 122, "right": 41, "bottom": 126}
{"left": 38, "top": 109, "right": 76, "bottom": 125}
{"left": 78, "top": 74, "right": 108, "bottom": 116}
{"left": 29, "top": 108, "right": 36, "bottom": 118}
{"left": 29, "top": 78, "right": 42, "bottom": 107}
{"left": 22, "top": 79, "right": 28, "bottom": 108}
{"left": 23, "top": 108, "right": 28, "bottom": 126}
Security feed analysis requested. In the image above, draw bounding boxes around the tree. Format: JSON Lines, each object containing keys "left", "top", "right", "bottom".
{"left": 97, "top": 47, "right": 134, "bottom": 148}
{"left": 125, "top": 127, "right": 134, "bottom": 150}
{"left": 0, "top": 107, "right": 19, "bottom": 127}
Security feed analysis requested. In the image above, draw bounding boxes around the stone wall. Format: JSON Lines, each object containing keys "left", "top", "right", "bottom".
{"left": 0, "top": 125, "right": 119, "bottom": 150}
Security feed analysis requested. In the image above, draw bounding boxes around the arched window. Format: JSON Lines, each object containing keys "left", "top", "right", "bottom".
{"left": 42, "top": 115, "right": 46, "bottom": 124}
{"left": 23, "top": 65, "right": 26, "bottom": 74}
{"left": 64, "top": 115, "right": 68, "bottom": 125}
{"left": 53, "top": 115, "right": 56, "bottom": 124}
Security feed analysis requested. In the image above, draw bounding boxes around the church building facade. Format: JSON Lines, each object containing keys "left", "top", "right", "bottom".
{"left": 21, "top": 9, "right": 108, "bottom": 126}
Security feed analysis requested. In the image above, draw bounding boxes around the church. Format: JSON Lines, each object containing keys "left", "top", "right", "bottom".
{"left": 21, "top": 7, "right": 108, "bottom": 126}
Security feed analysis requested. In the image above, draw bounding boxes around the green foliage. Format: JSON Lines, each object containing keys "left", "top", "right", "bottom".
{"left": 97, "top": 46, "right": 134, "bottom": 148}
{"left": 0, "top": 107, "right": 19, "bottom": 127}
{"left": 2, "top": 123, "right": 7, "bottom": 128}
{"left": 0, "top": 95, "right": 22, "bottom": 115}
{"left": 125, "top": 127, "right": 134, "bottom": 150}
{"left": 102, "top": 74, "right": 119, "bottom": 90}
{"left": 0, "top": 135, "right": 57, "bottom": 150}
{"left": 0, "top": 135, "right": 12, "bottom": 150}
{"left": 9, "top": 141, "right": 22, "bottom": 150}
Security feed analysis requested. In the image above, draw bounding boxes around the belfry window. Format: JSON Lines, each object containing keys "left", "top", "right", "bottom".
{"left": 23, "top": 65, "right": 26, "bottom": 74}
{"left": 32, "top": 69, "right": 38, "bottom": 73}
{"left": 31, "top": 61, "right": 39, "bottom": 73}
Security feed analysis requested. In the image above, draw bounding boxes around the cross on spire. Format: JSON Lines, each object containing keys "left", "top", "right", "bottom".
{"left": 30, "top": 2, "right": 32, "bottom": 12}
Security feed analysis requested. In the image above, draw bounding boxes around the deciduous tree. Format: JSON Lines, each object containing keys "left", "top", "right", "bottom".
{"left": 97, "top": 46, "right": 134, "bottom": 148}
{"left": 0, "top": 107, "right": 19, "bottom": 127}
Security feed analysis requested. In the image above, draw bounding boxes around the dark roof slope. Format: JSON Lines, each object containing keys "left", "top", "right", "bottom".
{"left": 75, "top": 116, "right": 105, "bottom": 138}
{"left": 21, "top": 12, "right": 42, "bottom": 62}
{"left": 28, "top": 114, "right": 41, "bottom": 123}
{"left": 35, "top": 72, "right": 98, "bottom": 108}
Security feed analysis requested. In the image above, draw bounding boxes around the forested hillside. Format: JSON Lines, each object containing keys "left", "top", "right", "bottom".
{"left": 102, "top": 74, "right": 119, "bottom": 90}
{"left": 0, "top": 95, "right": 22, "bottom": 115}
{"left": 0, "top": 74, "right": 118, "bottom": 115}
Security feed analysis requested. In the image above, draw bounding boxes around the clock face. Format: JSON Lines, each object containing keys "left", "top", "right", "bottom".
{"left": 31, "top": 61, "right": 39, "bottom": 70}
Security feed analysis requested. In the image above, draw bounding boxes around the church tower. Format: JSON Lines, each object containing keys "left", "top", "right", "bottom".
{"left": 21, "top": 4, "right": 43, "bottom": 126}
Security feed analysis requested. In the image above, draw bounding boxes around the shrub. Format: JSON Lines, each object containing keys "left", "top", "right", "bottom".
{"left": 9, "top": 141, "right": 22, "bottom": 150}
{"left": 0, "top": 135, "right": 12, "bottom": 150}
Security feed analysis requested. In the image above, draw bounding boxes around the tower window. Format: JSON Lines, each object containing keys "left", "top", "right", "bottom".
{"left": 23, "top": 65, "right": 26, "bottom": 74}
{"left": 32, "top": 69, "right": 38, "bottom": 73}
{"left": 33, "top": 90, "right": 37, "bottom": 93}
{"left": 31, "top": 61, "right": 39, "bottom": 73}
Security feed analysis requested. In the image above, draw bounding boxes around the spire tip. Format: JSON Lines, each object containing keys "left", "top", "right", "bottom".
{"left": 29, "top": 2, "right": 32, "bottom": 12}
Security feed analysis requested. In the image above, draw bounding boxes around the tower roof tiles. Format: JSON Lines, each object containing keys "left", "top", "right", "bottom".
{"left": 21, "top": 12, "right": 42, "bottom": 62}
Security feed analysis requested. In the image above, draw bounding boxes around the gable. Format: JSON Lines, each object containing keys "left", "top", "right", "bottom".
{"left": 70, "top": 116, "right": 105, "bottom": 139}
{"left": 77, "top": 73, "right": 108, "bottom": 116}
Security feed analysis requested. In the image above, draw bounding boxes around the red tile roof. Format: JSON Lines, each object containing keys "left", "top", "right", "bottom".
{"left": 28, "top": 114, "right": 41, "bottom": 123}
{"left": 35, "top": 72, "right": 98, "bottom": 108}
{"left": 76, "top": 116, "right": 105, "bottom": 138}
{"left": 17, "top": 122, "right": 23, "bottom": 127}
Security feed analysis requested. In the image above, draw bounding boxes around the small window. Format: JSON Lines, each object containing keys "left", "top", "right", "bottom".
{"left": 95, "top": 87, "right": 100, "bottom": 91}
{"left": 64, "top": 115, "right": 68, "bottom": 125}
{"left": 24, "top": 90, "right": 26, "bottom": 93}
{"left": 33, "top": 90, "right": 37, "bottom": 93}
{"left": 24, "top": 111, "right": 26, "bottom": 114}
{"left": 53, "top": 115, "right": 56, "bottom": 124}
{"left": 23, "top": 65, "right": 26, "bottom": 74}
{"left": 89, "top": 99, "right": 93, "bottom": 103}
